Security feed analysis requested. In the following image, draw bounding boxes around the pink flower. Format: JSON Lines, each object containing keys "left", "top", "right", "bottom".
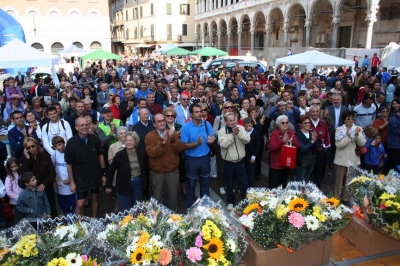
{"left": 81, "top": 255, "right": 88, "bottom": 262}
{"left": 380, "top": 204, "right": 387, "bottom": 210}
{"left": 93, "top": 263, "right": 97, "bottom": 266}
{"left": 289, "top": 212, "right": 304, "bottom": 229}
{"left": 199, "top": 231, "right": 203, "bottom": 237}
{"left": 186, "top": 247, "right": 202, "bottom": 263}
{"left": 195, "top": 235, "right": 203, "bottom": 247}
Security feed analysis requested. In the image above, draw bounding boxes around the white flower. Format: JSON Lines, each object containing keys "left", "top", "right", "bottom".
{"left": 329, "top": 209, "right": 342, "bottom": 220}
{"left": 0, "top": 236, "right": 7, "bottom": 248}
{"left": 239, "top": 212, "right": 255, "bottom": 230}
{"left": 97, "top": 224, "right": 115, "bottom": 240}
{"left": 226, "top": 239, "right": 237, "bottom": 253}
{"left": 384, "top": 185, "right": 397, "bottom": 195}
{"left": 65, "top": 252, "right": 83, "bottom": 266}
{"left": 142, "top": 259, "right": 151, "bottom": 265}
{"left": 304, "top": 215, "right": 319, "bottom": 231}
{"left": 259, "top": 201, "right": 268, "bottom": 207}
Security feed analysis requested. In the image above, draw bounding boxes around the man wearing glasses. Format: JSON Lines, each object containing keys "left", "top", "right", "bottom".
{"left": 145, "top": 114, "right": 184, "bottom": 212}
{"left": 174, "top": 91, "right": 191, "bottom": 125}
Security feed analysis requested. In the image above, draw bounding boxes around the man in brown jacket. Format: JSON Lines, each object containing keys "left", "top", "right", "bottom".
{"left": 145, "top": 113, "right": 184, "bottom": 211}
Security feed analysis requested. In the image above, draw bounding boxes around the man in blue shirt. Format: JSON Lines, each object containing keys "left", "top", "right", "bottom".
{"left": 110, "top": 79, "right": 125, "bottom": 102}
{"left": 281, "top": 71, "right": 296, "bottom": 86}
{"left": 180, "top": 104, "right": 216, "bottom": 208}
{"left": 136, "top": 82, "right": 152, "bottom": 99}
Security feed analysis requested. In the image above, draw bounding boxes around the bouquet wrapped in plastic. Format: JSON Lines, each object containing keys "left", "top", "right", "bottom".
{"left": 231, "top": 187, "right": 282, "bottom": 250}
{"left": 178, "top": 195, "right": 248, "bottom": 266}
{"left": 348, "top": 164, "right": 400, "bottom": 240}
{"left": 96, "top": 198, "right": 181, "bottom": 265}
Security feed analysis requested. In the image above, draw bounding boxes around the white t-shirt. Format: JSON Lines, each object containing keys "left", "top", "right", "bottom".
{"left": 42, "top": 120, "right": 73, "bottom": 154}
{"left": 51, "top": 150, "right": 72, "bottom": 195}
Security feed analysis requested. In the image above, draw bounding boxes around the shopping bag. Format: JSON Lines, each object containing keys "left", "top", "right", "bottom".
{"left": 280, "top": 141, "right": 297, "bottom": 169}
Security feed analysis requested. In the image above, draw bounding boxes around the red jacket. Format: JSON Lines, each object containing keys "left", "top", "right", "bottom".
{"left": 371, "top": 56, "right": 381, "bottom": 67}
{"left": 269, "top": 129, "right": 300, "bottom": 169}
{"left": 310, "top": 119, "right": 330, "bottom": 151}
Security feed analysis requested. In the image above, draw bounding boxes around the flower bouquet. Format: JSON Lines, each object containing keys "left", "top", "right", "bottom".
{"left": 178, "top": 195, "right": 248, "bottom": 265}
{"left": 97, "top": 198, "right": 180, "bottom": 265}
{"left": 231, "top": 187, "right": 282, "bottom": 250}
{"left": 276, "top": 182, "right": 352, "bottom": 250}
{"left": 47, "top": 252, "right": 101, "bottom": 266}
{"left": 37, "top": 214, "right": 92, "bottom": 261}
{"left": 348, "top": 164, "right": 400, "bottom": 240}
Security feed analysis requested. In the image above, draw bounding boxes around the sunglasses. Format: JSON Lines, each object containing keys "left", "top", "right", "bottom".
{"left": 181, "top": 98, "right": 189, "bottom": 101}
{"left": 165, "top": 115, "right": 175, "bottom": 118}
{"left": 281, "top": 122, "right": 289, "bottom": 124}
{"left": 26, "top": 145, "right": 36, "bottom": 150}
{"left": 345, "top": 117, "right": 354, "bottom": 120}
{"left": 202, "top": 109, "right": 208, "bottom": 112}
{"left": 224, "top": 106, "right": 234, "bottom": 109}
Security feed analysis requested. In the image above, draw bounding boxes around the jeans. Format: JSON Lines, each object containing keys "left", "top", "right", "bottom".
{"left": 116, "top": 176, "right": 142, "bottom": 212}
{"left": 245, "top": 159, "right": 256, "bottom": 187}
{"left": 185, "top": 155, "right": 210, "bottom": 208}
{"left": 312, "top": 151, "right": 326, "bottom": 188}
{"left": 296, "top": 165, "right": 315, "bottom": 183}
{"left": 56, "top": 193, "right": 77, "bottom": 214}
{"left": 224, "top": 159, "right": 248, "bottom": 204}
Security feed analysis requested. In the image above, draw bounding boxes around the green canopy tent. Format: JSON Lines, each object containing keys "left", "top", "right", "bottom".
{"left": 81, "top": 49, "right": 121, "bottom": 68}
{"left": 162, "top": 47, "right": 191, "bottom": 56}
{"left": 189, "top": 47, "right": 228, "bottom": 56}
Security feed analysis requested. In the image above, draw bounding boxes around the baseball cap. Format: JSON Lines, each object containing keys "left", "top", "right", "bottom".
{"left": 101, "top": 107, "right": 112, "bottom": 113}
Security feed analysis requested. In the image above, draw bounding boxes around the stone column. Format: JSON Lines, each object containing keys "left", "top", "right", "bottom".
{"left": 201, "top": 32, "right": 205, "bottom": 48}
{"left": 238, "top": 28, "right": 242, "bottom": 52}
{"left": 218, "top": 0, "right": 221, "bottom": 8}
{"left": 283, "top": 21, "right": 289, "bottom": 48}
{"left": 205, "top": 0, "right": 208, "bottom": 12}
{"left": 304, "top": 19, "right": 311, "bottom": 47}
{"left": 265, "top": 24, "right": 271, "bottom": 48}
{"left": 227, "top": 30, "right": 231, "bottom": 51}
{"left": 250, "top": 26, "right": 255, "bottom": 55}
{"left": 209, "top": 29, "right": 213, "bottom": 46}
{"left": 217, "top": 31, "right": 221, "bottom": 49}
{"left": 214, "top": 0, "right": 217, "bottom": 9}
{"left": 365, "top": 15, "right": 377, "bottom": 49}
{"left": 331, "top": 16, "right": 340, "bottom": 48}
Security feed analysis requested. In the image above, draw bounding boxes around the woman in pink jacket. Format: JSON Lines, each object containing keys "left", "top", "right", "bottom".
{"left": 5, "top": 158, "right": 24, "bottom": 223}
{"left": 269, "top": 115, "right": 300, "bottom": 188}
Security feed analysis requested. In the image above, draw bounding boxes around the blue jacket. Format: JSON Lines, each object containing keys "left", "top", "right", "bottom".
{"left": 364, "top": 140, "right": 386, "bottom": 166}
{"left": 174, "top": 104, "right": 190, "bottom": 126}
{"left": 388, "top": 115, "right": 400, "bottom": 149}
{"left": 16, "top": 187, "right": 50, "bottom": 222}
{"left": 8, "top": 125, "right": 40, "bottom": 162}
{"left": 210, "top": 102, "right": 222, "bottom": 118}
{"left": 296, "top": 129, "right": 321, "bottom": 163}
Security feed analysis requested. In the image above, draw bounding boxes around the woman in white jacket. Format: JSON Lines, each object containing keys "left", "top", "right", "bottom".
{"left": 334, "top": 110, "right": 366, "bottom": 203}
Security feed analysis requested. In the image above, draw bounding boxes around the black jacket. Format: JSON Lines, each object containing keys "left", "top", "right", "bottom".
{"left": 106, "top": 148, "right": 147, "bottom": 195}
{"left": 21, "top": 152, "right": 56, "bottom": 188}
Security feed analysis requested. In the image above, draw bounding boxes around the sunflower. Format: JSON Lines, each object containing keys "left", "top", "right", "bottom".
{"left": 121, "top": 214, "right": 134, "bottom": 226}
{"left": 202, "top": 238, "right": 224, "bottom": 259}
{"left": 323, "top": 197, "right": 340, "bottom": 207}
{"left": 243, "top": 203, "right": 259, "bottom": 215}
{"left": 137, "top": 232, "right": 150, "bottom": 246}
{"left": 288, "top": 198, "right": 309, "bottom": 212}
{"left": 130, "top": 247, "right": 146, "bottom": 264}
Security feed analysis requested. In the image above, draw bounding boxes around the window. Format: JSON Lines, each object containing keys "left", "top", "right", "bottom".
{"left": 132, "top": 8, "right": 135, "bottom": 19}
{"left": 151, "top": 24, "right": 154, "bottom": 37}
{"left": 140, "top": 6, "right": 142, "bottom": 17}
{"left": 126, "top": 28, "right": 129, "bottom": 39}
{"left": 49, "top": 11, "right": 59, "bottom": 18}
{"left": 134, "top": 27, "right": 137, "bottom": 39}
{"left": 167, "top": 24, "right": 172, "bottom": 40}
{"left": 51, "top": 42, "right": 64, "bottom": 55}
{"left": 70, "top": 11, "right": 79, "bottom": 17}
{"left": 126, "top": 10, "right": 128, "bottom": 20}
{"left": 180, "top": 4, "right": 190, "bottom": 15}
{"left": 31, "top": 43, "right": 44, "bottom": 52}
{"left": 150, "top": 4, "right": 154, "bottom": 15}
{"left": 90, "top": 41, "right": 102, "bottom": 50}
{"left": 73, "top": 42, "right": 83, "bottom": 48}
{"left": 182, "top": 24, "right": 188, "bottom": 36}
{"left": 140, "top": 26, "right": 143, "bottom": 38}
{"left": 135, "top": 8, "right": 138, "bottom": 19}
{"left": 166, "top": 3, "right": 172, "bottom": 15}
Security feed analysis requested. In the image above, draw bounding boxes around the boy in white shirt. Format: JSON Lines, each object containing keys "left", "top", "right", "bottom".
{"left": 51, "top": 136, "right": 76, "bottom": 214}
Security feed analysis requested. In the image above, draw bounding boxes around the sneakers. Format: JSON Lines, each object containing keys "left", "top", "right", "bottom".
{"left": 227, "top": 204, "right": 233, "bottom": 211}
{"left": 220, "top": 187, "right": 226, "bottom": 195}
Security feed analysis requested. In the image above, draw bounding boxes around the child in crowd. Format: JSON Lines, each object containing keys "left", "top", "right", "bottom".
{"left": 5, "top": 77, "right": 25, "bottom": 116}
{"left": 5, "top": 158, "right": 24, "bottom": 223}
{"left": 51, "top": 136, "right": 76, "bottom": 214}
{"left": 16, "top": 172, "right": 51, "bottom": 229}
{"left": 0, "top": 179, "right": 5, "bottom": 229}
{"left": 364, "top": 134, "right": 387, "bottom": 174}
{"left": 243, "top": 117, "right": 262, "bottom": 187}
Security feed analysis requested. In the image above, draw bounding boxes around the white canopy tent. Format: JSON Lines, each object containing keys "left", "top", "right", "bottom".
{"left": 0, "top": 38, "right": 60, "bottom": 85}
{"left": 154, "top": 42, "right": 177, "bottom": 53}
{"left": 275, "top": 50, "right": 354, "bottom": 71}
{"left": 380, "top": 42, "right": 400, "bottom": 69}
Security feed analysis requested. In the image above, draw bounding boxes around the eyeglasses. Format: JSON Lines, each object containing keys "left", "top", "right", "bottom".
{"left": 165, "top": 115, "right": 175, "bottom": 118}
{"left": 345, "top": 117, "right": 354, "bottom": 121}
{"left": 26, "top": 145, "right": 36, "bottom": 150}
{"left": 281, "top": 122, "right": 289, "bottom": 124}
{"left": 224, "top": 106, "right": 234, "bottom": 109}
{"left": 155, "top": 119, "right": 165, "bottom": 123}
{"left": 202, "top": 109, "right": 208, "bottom": 112}
{"left": 181, "top": 98, "right": 189, "bottom": 101}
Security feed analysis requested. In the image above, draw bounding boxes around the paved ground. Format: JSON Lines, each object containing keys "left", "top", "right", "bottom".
{"left": 81, "top": 151, "right": 337, "bottom": 218}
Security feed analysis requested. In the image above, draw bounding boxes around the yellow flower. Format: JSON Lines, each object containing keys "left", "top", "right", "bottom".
{"left": 288, "top": 198, "right": 309, "bottom": 212}
{"left": 121, "top": 214, "right": 134, "bottom": 226}
{"left": 169, "top": 214, "right": 182, "bottom": 222}
{"left": 137, "top": 232, "right": 150, "bottom": 247}
{"left": 202, "top": 238, "right": 224, "bottom": 259}
{"left": 393, "top": 221, "right": 399, "bottom": 230}
{"left": 276, "top": 204, "right": 289, "bottom": 220}
{"left": 323, "top": 197, "right": 340, "bottom": 207}
{"left": 210, "top": 208, "right": 219, "bottom": 214}
{"left": 130, "top": 247, "right": 146, "bottom": 264}
{"left": 348, "top": 176, "right": 373, "bottom": 185}
{"left": 380, "top": 193, "right": 396, "bottom": 200}
{"left": 314, "top": 213, "right": 327, "bottom": 222}
{"left": 384, "top": 200, "right": 394, "bottom": 207}
{"left": 243, "top": 203, "right": 259, "bottom": 215}
{"left": 208, "top": 258, "right": 219, "bottom": 266}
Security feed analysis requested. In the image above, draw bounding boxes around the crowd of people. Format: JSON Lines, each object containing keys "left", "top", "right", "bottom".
{"left": 0, "top": 51, "right": 399, "bottom": 228}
